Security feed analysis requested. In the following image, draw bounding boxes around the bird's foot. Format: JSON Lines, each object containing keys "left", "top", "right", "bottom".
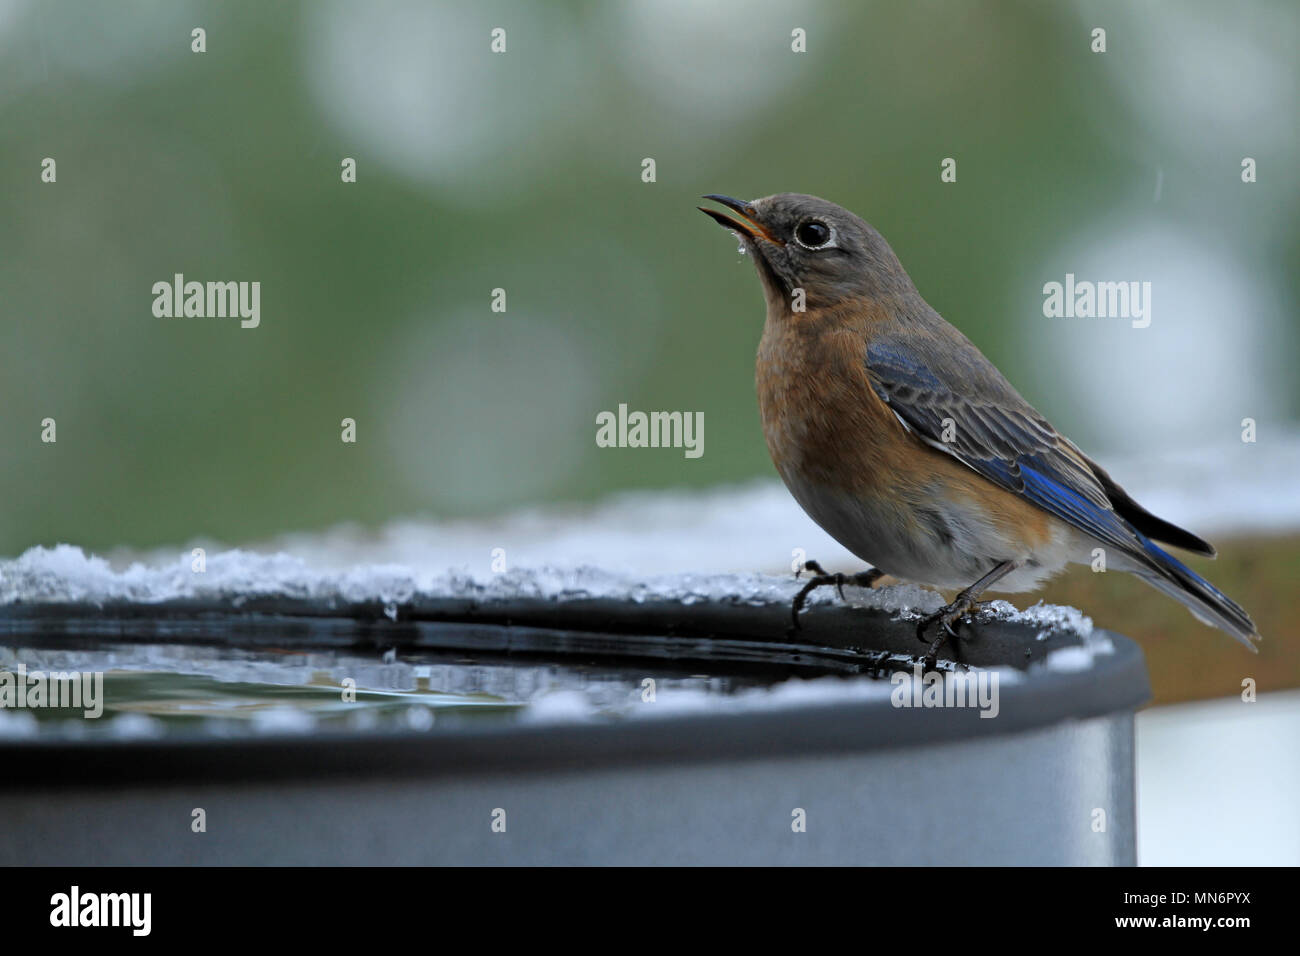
{"left": 915, "top": 595, "right": 994, "bottom": 671}
{"left": 913, "top": 560, "right": 1021, "bottom": 671}
{"left": 789, "top": 560, "right": 884, "bottom": 635}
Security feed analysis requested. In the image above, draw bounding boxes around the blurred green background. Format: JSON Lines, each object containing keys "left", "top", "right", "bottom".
{"left": 1, "top": 0, "right": 1296, "bottom": 555}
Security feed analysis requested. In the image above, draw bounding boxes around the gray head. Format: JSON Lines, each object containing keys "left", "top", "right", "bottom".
{"left": 699, "top": 193, "right": 915, "bottom": 311}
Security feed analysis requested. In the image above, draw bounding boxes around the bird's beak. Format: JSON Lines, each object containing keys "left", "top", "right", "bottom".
{"left": 698, "top": 194, "right": 784, "bottom": 245}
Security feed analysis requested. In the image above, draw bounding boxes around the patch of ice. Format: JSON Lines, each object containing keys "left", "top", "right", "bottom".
{"left": 403, "top": 706, "right": 435, "bottom": 731}
{"left": 105, "top": 712, "right": 166, "bottom": 740}
{"left": 519, "top": 689, "right": 599, "bottom": 724}
{"left": 521, "top": 667, "right": 1027, "bottom": 726}
{"left": 249, "top": 706, "right": 318, "bottom": 734}
{"left": 844, "top": 582, "right": 945, "bottom": 617}
{"left": 983, "top": 600, "right": 1095, "bottom": 639}
{"left": 1042, "top": 646, "right": 1096, "bottom": 673}
{"left": 1040, "top": 632, "right": 1116, "bottom": 673}
{"left": 0, "top": 709, "right": 39, "bottom": 739}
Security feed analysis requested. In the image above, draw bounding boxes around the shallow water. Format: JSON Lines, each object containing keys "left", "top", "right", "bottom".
{"left": 0, "top": 640, "right": 779, "bottom": 741}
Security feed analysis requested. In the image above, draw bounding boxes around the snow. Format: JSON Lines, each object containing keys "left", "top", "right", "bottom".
{"left": 515, "top": 665, "right": 1027, "bottom": 726}
{"left": 105, "top": 713, "right": 166, "bottom": 740}
{"left": 0, "top": 709, "right": 38, "bottom": 740}
{"left": 984, "top": 600, "right": 1096, "bottom": 640}
{"left": 0, "top": 542, "right": 1101, "bottom": 649}
{"left": 521, "top": 689, "right": 603, "bottom": 724}
{"left": 1041, "top": 646, "right": 1098, "bottom": 673}
{"left": 249, "top": 706, "right": 318, "bottom": 735}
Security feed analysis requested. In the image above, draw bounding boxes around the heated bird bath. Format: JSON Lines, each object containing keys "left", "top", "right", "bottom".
{"left": 0, "top": 556, "right": 1148, "bottom": 865}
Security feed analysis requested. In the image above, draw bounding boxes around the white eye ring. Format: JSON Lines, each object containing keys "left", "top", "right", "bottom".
{"left": 793, "top": 218, "right": 836, "bottom": 250}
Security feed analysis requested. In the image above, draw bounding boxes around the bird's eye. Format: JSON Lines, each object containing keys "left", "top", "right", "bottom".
{"left": 794, "top": 219, "right": 833, "bottom": 249}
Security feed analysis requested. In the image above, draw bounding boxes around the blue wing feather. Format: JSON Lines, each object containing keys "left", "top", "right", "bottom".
{"left": 864, "top": 328, "right": 1258, "bottom": 644}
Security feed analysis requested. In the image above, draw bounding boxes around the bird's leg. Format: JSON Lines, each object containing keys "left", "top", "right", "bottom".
{"left": 916, "top": 559, "right": 1023, "bottom": 669}
{"left": 790, "top": 560, "right": 885, "bottom": 633}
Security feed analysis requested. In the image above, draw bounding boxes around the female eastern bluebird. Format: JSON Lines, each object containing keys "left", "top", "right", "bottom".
{"left": 700, "top": 192, "right": 1259, "bottom": 659}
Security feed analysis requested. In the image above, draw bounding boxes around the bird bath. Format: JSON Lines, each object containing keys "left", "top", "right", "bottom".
{"left": 0, "top": 554, "right": 1147, "bottom": 865}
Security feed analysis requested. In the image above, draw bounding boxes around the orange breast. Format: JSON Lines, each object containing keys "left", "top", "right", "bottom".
{"left": 755, "top": 302, "right": 1056, "bottom": 553}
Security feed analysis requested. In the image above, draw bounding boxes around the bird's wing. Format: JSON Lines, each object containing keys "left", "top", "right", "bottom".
{"left": 864, "top": 334, "right": 1143, "bottom": 555}
{"left": 865, "top": 323, "right": 1252, "bottom": 646}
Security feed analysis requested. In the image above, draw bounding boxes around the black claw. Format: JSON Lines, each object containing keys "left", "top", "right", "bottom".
{"left": 915, "top": 599, "right": 973, "bottom": 665}
{"left": 788, "top": 560, "right": 883, "bottom": 635}
{"left": 797, "top": 559, "right": 827, "bottom": 581}
{"left": 910, "top": 561, "right": 1020, "bottom": 668}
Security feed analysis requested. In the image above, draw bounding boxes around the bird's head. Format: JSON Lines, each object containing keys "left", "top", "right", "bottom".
{"left": 699, "top": 193, "right": 915, "bottom": 314}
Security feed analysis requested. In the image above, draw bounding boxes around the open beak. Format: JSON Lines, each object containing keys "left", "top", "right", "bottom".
{"left": 698, "top": 194, "right": 784, "bottom": 245}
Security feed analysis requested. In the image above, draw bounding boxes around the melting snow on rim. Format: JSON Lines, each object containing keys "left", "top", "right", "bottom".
{"left": 0, "top": 541, "right": 1092, "bottom": 639}
{"left": 0, "top": 540, "right": 922, "bottom": 614}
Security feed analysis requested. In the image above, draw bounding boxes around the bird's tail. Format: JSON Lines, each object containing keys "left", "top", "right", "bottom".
{"left": 1132, "top": 537, "right": 1261, "bottom": 651}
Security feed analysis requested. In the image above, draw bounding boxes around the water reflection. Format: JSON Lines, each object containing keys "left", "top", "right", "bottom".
{"left": 0, "top": 641, "right": 761, "bottom": 740}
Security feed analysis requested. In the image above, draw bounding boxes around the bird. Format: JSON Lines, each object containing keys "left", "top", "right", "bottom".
{"left": 698, "top": 192, "right": 1260, "bottom": 661}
